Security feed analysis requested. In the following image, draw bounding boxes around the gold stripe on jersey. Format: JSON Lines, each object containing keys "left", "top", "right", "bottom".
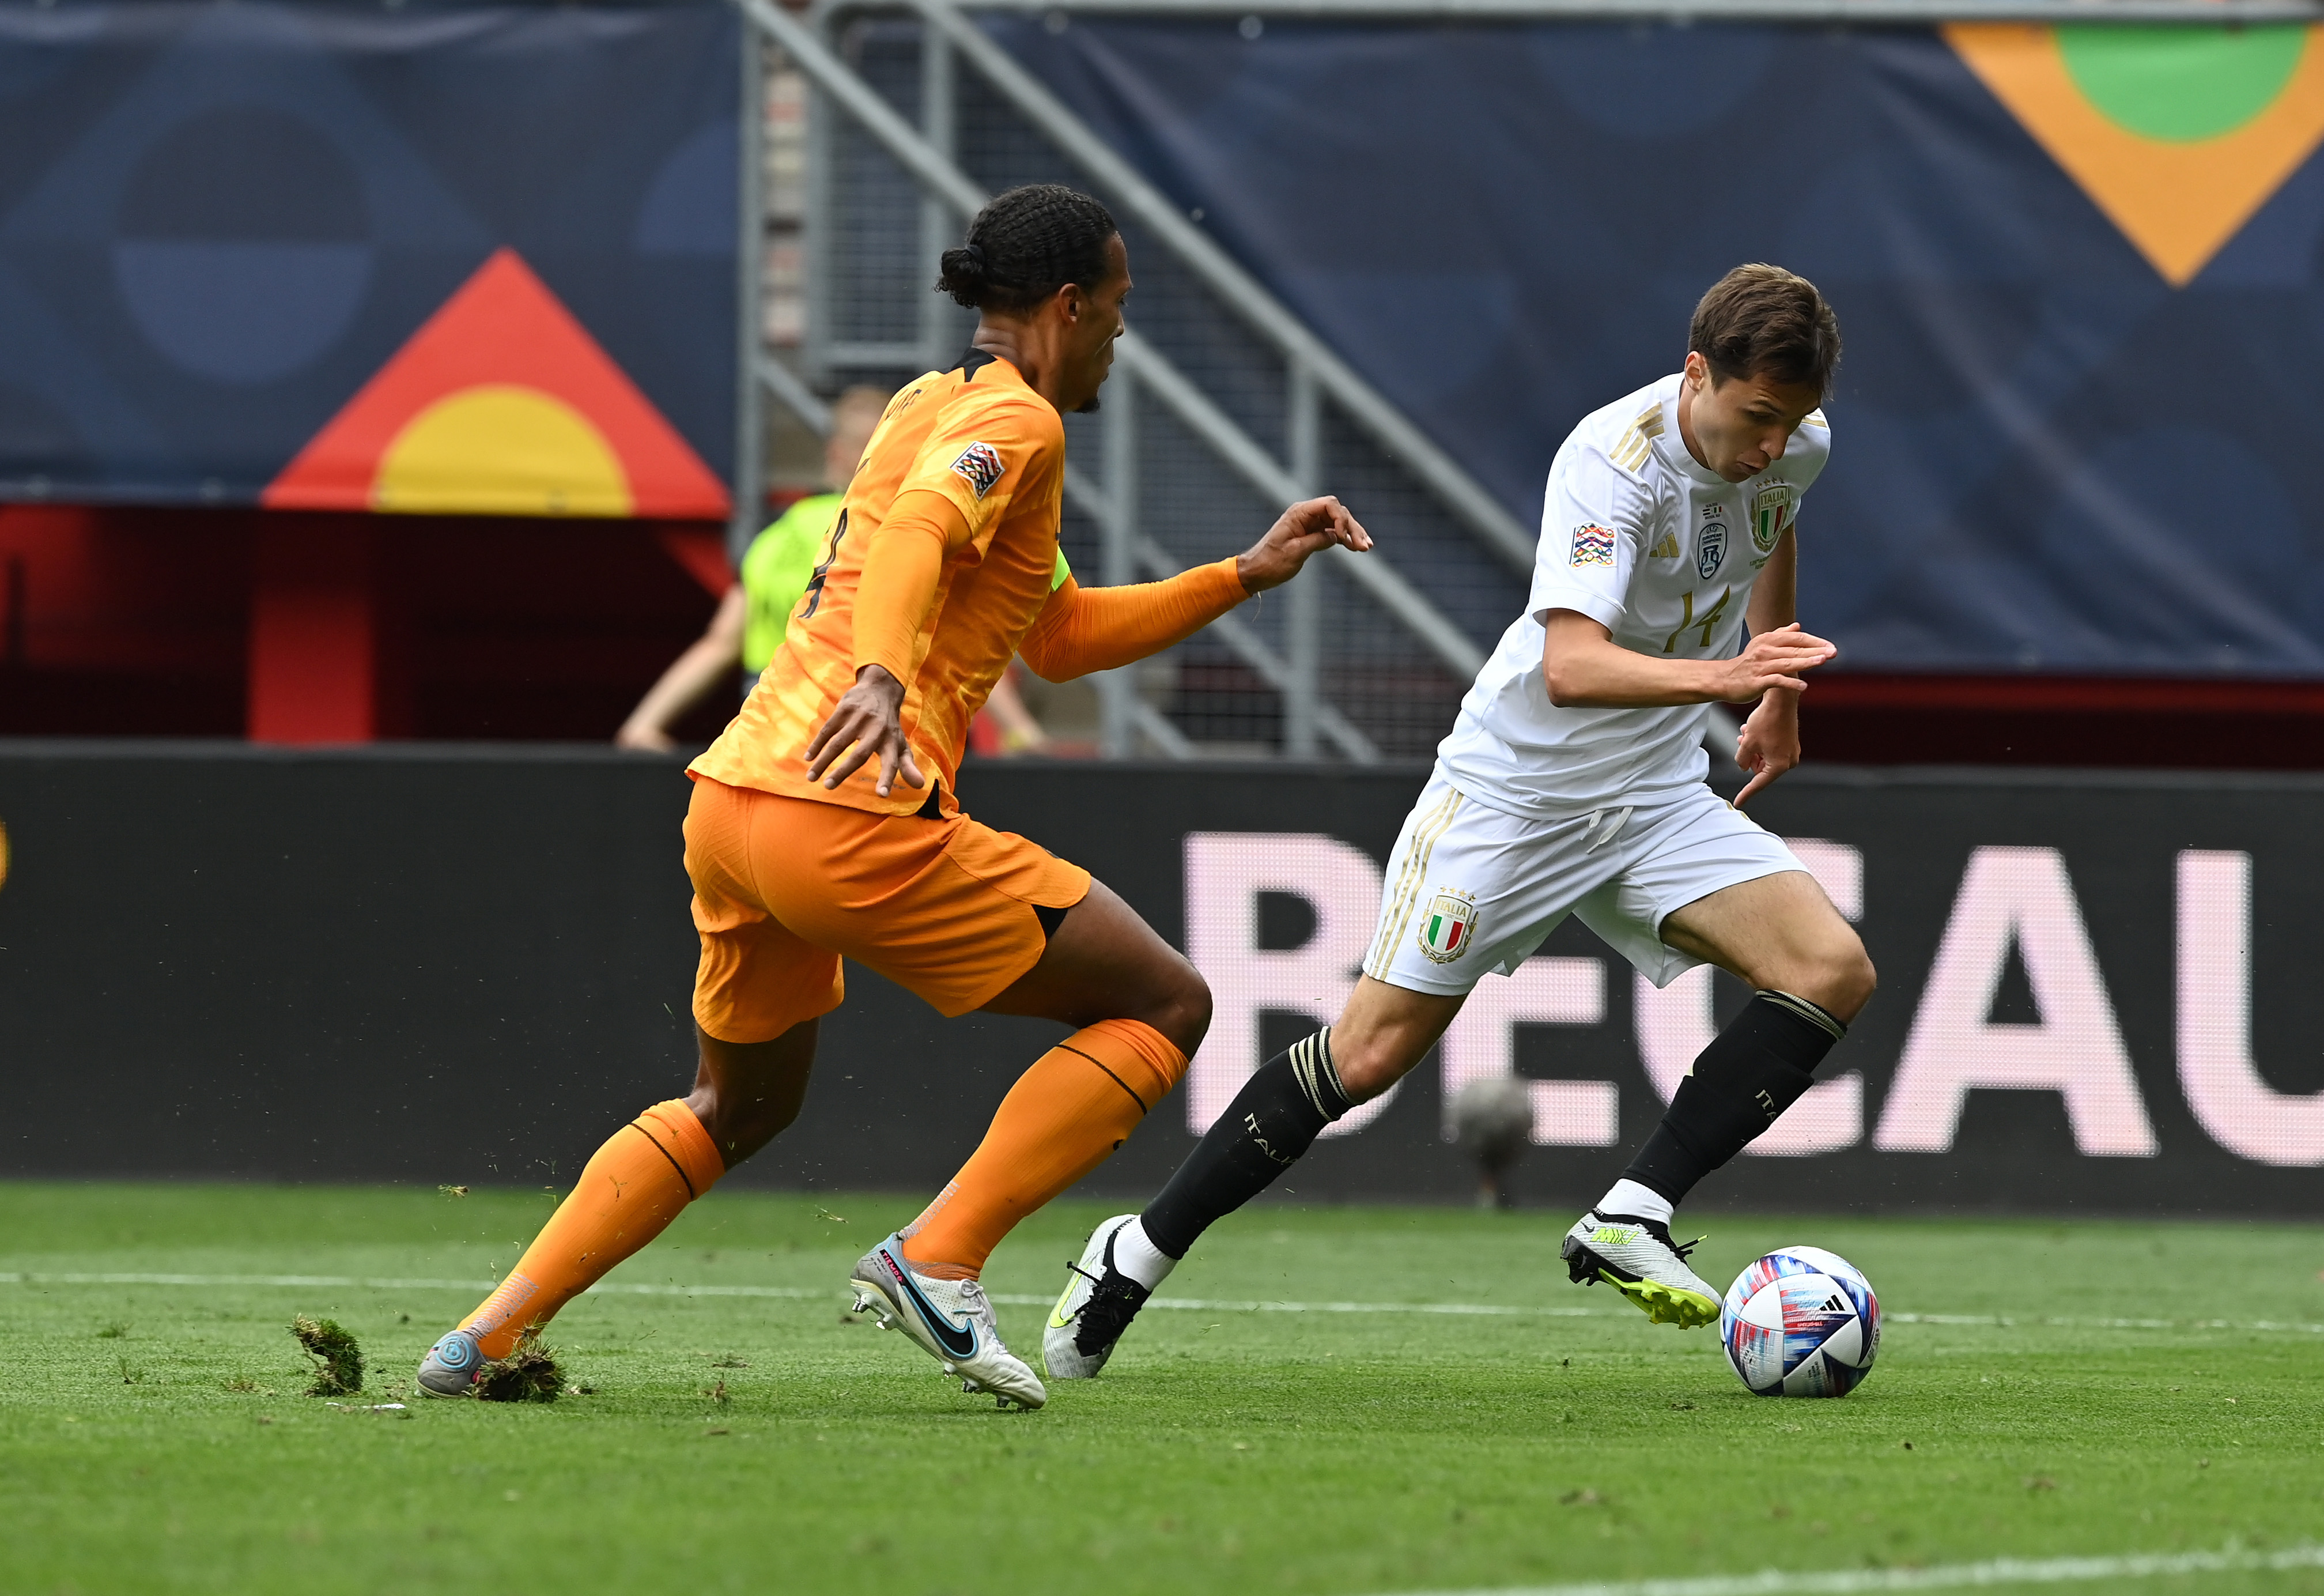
{"left": 1365, "top": 787, "right": 1466, "bottom": 981}
{"left": 1648, "top": 531, "right": 1681, "bottom": 559}
{"left": 1609, "top": 403, "right": 1665, "bottom": 473}
{"left": 1800, "top": 409, "right": 1829, "bottom": 430}
{"left": 1366, "top": 787, "right": 1459, "bottom": 979}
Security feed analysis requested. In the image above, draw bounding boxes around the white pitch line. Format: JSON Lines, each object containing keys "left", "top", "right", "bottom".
{"left": 0, "top": 1271, "right": 825, "bottom": 1299}
{"left": 0, "top": 1271, "right": 1608, "bottom": 1315}
{"left": 1386, "top": 1542, "right": 2324, "bottom": 1596}
{"left": 1, "top": 1272, "right": 2319, "bottom": 1337}
{"left": 0, "top": 1272, "right": 501, "bottom": 1291}
{"left": 988, "top": 1292, "right": 1608, "bottom": 1318}
{"left": 1885, "top": 1311, "right": 2324, "bottom": 1335}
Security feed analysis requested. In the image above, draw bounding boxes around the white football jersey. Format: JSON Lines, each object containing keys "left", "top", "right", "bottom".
{"left": 1436, "top": 372, "right": 1830, "bottom": 816}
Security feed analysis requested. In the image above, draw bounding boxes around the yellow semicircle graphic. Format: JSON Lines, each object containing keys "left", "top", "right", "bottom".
{"left": 1948, "top": 22, "right": 2324, "bottom": 286}
{"left": 371, "top": 384, "right": 635, "bottom": 516}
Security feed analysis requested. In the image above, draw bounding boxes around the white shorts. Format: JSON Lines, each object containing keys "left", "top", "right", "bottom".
{"left": 1362, "top": 771, "right": 1805, "bottom": 995}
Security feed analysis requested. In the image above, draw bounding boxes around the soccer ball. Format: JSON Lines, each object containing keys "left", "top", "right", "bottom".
{"left": 1720, "top": 1245, "right": 1879, "bottom": 1398}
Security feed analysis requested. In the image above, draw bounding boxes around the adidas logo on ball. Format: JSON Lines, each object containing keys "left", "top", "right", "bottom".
{"left": 1720, "top": 1246, "right": 1881, "bottom": 1399}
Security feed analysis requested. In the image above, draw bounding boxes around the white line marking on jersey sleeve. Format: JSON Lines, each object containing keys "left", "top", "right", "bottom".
{"left": 1384, "top": 1542, "right": 2324, "bottom": 1596}
{"left": 1, "top": 1273, "right": 2319, "bottom": 1337}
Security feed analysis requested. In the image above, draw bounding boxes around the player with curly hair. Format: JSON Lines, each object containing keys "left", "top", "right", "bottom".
{"left": 415, "top": 184, "right": 1371, "bottom": 1409}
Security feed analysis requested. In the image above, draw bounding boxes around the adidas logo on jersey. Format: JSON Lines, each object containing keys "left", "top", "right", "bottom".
{"left": 1648, "top": 531, "right": 1680, "bottom": 559}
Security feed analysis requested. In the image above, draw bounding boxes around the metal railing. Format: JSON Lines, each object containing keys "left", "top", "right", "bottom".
{"left": 743, "top": 0, "right": 1559, "bottom": 758}
{"left": 902, "top": 0, "right": 1535, "bottom": 576}
{"left": 728, "top": 0, "right": 2295, "bottom": 764}
{"left": 736, "top": 0, "right": 2248, "bottom": 760}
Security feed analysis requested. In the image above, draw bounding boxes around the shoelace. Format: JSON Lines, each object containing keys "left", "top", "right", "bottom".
{"left": 1596, "top": 1213, "right": 1706, "bottom": 1261}
{"left": 1074, "top": 1271, "right": 1150, "bottom": 1354}
{"left": 1643, "top": 1222, "right": 1708, "bottom": 1262}
{"left": 1608, "top": 1212, "right": 1708, "bottom": 1262}
{"left": 1053, "top": 1259, "right": 1106, "bottom": 1323}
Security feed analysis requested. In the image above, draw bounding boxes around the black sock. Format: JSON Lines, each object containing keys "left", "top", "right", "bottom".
{"left": 1140, "top": 1029, "right": 1351, "bottom": 1260}
{"left": 1621, "top": 990, "right": 1845, "bottom": 1206}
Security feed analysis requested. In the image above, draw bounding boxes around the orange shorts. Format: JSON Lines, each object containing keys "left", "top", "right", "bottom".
{"left": 683, "top": 776, "right": 1093, "bottom": 1043}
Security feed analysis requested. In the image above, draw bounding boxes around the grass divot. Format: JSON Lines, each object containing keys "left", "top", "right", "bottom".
{"left": 9, "top": 1188, "right": 2324, "bottom": 1593}
{"left": 288, "top": 1315, "right": 363, "bottom": 1397}
{"left": 474, "top": 1332, "right": 562, "bottom": 1403}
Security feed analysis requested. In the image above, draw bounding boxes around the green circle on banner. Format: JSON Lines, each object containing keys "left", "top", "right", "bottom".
{"left": 2058, "top": 24, "right": 2308, "bottom": 143}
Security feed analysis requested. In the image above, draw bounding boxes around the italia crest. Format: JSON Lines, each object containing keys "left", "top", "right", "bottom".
{"left": 1751, "top": 482, "right": 1797, "bottom": 552}
{"left": 1418, "top": 889, "right": 1477, "bottom": 964}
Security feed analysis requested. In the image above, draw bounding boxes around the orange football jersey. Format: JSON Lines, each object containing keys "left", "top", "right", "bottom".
{"left": 690, "top": 350, "right": 1064, "bottom": 816}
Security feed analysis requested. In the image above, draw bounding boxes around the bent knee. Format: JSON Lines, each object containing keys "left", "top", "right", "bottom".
{"left": 687, "top": 1089, "right": 798, "bottom": 1163}
{"left": 1143, "top": 959, "right": 1212, "bottom": 1058}
{"left": 1808, "top": 940, "right": 1876, "bottom": 1025}
{"left": 1330, "top": 1028, "right": 1411, "bottom": 1104}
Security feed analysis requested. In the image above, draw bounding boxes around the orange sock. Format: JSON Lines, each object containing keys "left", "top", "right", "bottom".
{"left": 458, "top": 1099, "right": 724, "bottom": 1359}
{"left": 902, "top": 1018, "right": 1187, "bottom": 1277}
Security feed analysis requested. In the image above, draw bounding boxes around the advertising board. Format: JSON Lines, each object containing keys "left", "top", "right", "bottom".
{"left": 0, "top": 747, "right": 2315, "bottom": 1214}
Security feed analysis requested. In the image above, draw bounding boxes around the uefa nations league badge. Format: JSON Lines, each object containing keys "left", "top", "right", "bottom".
{"left": 1418, "top": 889, "right": 1477, "bottom": 964}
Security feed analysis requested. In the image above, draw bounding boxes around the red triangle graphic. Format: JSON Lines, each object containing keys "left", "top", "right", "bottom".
{"left": 264, "top": 248, "right": 729, "bottom": 519}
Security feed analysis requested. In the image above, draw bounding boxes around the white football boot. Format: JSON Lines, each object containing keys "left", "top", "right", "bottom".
{"left": 849, "top": 1232, "right": 1046, "bottom": 1409}
{"left": 1044, "top": 1213, "right": 1152, "bottom": 1380}
{"left": 415, "top": 1326, "right": 483, "bottom": 1397}
{"left": 1561, "top": 1211, "right": 1720, "bottom": 1328}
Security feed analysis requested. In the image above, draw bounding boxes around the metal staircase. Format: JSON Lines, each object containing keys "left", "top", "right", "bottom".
{"left": 738, "top": 0, "right": 1544, "bottom": 759}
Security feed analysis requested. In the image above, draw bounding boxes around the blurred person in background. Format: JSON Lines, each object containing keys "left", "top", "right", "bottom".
{"left": 615, "top": 384, "right": 1048, "bottom": 755}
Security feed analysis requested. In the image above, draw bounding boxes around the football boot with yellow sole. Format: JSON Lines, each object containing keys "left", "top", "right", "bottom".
{"left": 1562, "top": 1211, "right": 1718, "bottom": 1327}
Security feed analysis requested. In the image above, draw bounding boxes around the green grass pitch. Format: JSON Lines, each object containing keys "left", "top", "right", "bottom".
{"left": 2, "top": 1182, "right": 2321, "bottom": 1595}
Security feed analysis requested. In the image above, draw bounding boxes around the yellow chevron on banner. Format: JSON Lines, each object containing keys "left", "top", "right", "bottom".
{"left": 1947, "top": 22, "right": 2324, "bottom": 285}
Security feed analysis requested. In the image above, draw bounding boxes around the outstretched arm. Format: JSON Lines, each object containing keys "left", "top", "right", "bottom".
{"left": 1020, "top": 496, "right": 1371, "bottom": 681}
{"left": 1018, "top": 563, "right": 1241, "bottom": 681}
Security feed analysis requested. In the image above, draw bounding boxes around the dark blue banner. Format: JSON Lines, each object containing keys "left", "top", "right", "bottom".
{"left": 0, "top": 2, "right": 737, "bottom": 518}
{"left": 993, "top": 17, "right": 2324, "bottom": 678}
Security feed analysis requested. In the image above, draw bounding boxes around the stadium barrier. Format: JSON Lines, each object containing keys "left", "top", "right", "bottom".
{"left": 2, "top": 744, "right": 2318, "bottom": 1215}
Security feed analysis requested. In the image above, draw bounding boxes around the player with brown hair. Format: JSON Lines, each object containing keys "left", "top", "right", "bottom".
{"left": 1049, "top": 264, "right": 1878, "bottom": 1379}
{"left": 414, "top": 183, "right": 1370, "bottom": 1409}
